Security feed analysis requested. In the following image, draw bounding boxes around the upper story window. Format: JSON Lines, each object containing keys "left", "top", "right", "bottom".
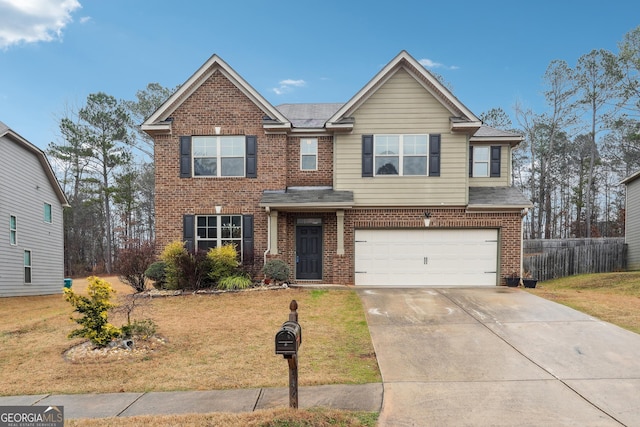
{"left": 470, "top": 145, "right": 501, "bottom": 178}
{"left": 300, "top": 138, "right": 318, "bottom": 171}
{"left": 193, "top": 136, "right": 245, "bottom": 177}
{"left": 181, "top": 135, "right": 257, "bottom": 179}
{"left": 24, "top": 250, "right": 32, "bottom": 284}
{"left": 10, "top": 215, "right": 17, "bottom": 245}
{"left": 375, "top": 135, "right": 428, "bottom": 176}
{"left": 44, "top": 203, "right": 52, "bottom": 223}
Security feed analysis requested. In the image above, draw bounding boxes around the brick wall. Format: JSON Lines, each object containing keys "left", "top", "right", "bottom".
{"left": 286, "top": 136, "right": 333, "bottom": 187}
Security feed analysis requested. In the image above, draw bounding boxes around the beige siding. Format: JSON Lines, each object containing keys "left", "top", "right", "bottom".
{"left": 335, "top": 68, "right": 468, "bottom": 206}
{"left": 626, "top": 179, "right": 640, "bottom": 270}
{"left": 469, "top": 144, "right": 511, "bottom": 187}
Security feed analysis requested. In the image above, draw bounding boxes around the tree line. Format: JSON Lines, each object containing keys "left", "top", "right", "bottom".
{"left": 50, "top": 26, "right": 640, "bottom": 275}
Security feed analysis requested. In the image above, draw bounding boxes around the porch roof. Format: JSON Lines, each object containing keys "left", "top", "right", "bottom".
{"left": 260, "top": 187, "right": 354, "bottom": 211}
{"left": 468, "top": 186, "right": 532, "bottom": 210}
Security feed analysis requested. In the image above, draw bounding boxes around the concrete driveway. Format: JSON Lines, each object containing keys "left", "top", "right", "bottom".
{"left": 357, "top": 287, "right": 640, "bottom": 426}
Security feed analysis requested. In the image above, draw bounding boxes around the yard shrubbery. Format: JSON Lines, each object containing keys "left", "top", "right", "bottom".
{"left": 151, "top": 241, "right": 256, "bottom": 290}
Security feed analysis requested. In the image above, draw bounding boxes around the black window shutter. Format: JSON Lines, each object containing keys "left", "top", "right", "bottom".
{"left": 429, "top": 134, "right": 441, "bottom": 177}
{"left": 246, "top": 136, "right": 257, "bottom": 178}
{"left": 180, "top": 136, "right": 192, "bottom": 178}
{"left": 490, "top": 146, "right": 501, "bottom": 177}
{"left": 183, "top": 214, "right": 195, "bottom": 252}
{"left": 362, "top": 135, "right": 374, "bottom": 177}
{"left": 242, "top": 215, "right": 254, "bottom": 264}
{"left": 469, "top": 146, "right": 474, "bottom": 177}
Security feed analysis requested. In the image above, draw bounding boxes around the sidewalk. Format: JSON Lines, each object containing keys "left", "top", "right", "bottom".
{"left": 0, "top": 383, "right": 383, "bottom": 419}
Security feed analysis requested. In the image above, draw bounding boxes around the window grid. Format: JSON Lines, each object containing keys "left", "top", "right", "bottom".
{"left": 193, "top": 136, "right": 245, "bottom": 177}
{"left": 195, "top": 215, "right": 243, "bottom": 255}
{"left": 374, "top": 134, "right": 428, "bottom": 176}
{"left": 10, "top": 215, "right": 17, "bottom": 245}
{"left": 300, "top": 138, "right": 318, "bottom": 171}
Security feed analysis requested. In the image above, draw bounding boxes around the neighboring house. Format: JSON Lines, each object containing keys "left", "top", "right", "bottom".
{"left": 0, "top": 121, "right": 69, "bottom": 296}
{"left": 621, "top": 171, "right": 640, "bottom": 270}
{"left": 143, "top": 51, "right": 531, "bottom": 287}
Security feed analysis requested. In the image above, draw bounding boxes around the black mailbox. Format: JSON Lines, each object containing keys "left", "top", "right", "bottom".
{"left": 275, "top": 320, "right": 302, "bottom": 356}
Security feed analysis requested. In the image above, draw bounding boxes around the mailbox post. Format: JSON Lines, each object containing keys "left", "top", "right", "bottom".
{"left": 275, "top": 300, "right": 301, "bottom": 408}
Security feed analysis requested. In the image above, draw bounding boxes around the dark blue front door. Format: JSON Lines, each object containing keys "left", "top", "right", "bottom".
{"left": 296, "top": 226, "right": 322, "bottom": 280}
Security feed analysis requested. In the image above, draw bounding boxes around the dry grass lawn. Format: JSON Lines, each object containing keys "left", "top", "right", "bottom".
{"left": 0, "top": 276, "right": 380, "bottom": 396}
{"left": 528, "top": 271, "right": 640, "bottom": 334}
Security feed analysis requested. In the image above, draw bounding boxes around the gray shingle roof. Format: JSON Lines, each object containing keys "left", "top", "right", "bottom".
{"left": 276, "top": 103, "right": 344, "bottom": 128}
{"left": 473, "top": 125, "right": 522, "bottom": 138}
{"left": 469, "top": 186, "right": 532, "bottom": 208}
{"left": 260, "top": 187, "right": 354, "bottom": 209}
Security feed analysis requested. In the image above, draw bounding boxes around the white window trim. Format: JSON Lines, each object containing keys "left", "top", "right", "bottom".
{"left": 472, "top": 146, "right": 490, "bottom": 178}
{"left": 24, "top": 249, "right": 32, "bottom": 284}
{"left": 9, "top": 214, "right": 17, "bottom": 245}
{"left": 374, "top": 134, "right": 429, "bottom": 176}
{"left": 44, "top": 203, "right": 52, "bottom": 223}
{"left": 300, "top": 138, "right": 318, "bottom": 171}
{"left": 195, "top": 214, "right": 243, "bottom": 256}
{"left": 192, "top": 136, "right": 245, "bottom": 178}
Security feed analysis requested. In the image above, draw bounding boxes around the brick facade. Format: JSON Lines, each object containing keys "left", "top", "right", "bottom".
{"left": 151, "top": 58, "right": 526, "bottom": 287}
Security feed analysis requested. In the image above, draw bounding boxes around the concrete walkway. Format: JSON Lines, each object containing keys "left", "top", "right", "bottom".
{"left": 0, "top": 384, "right": 382, "bottom": 420}
{"left": 357, "top": 287, "right": 640, "bottom": 426}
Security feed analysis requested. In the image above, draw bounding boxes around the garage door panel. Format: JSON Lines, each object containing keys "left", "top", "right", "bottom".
{"left": 355, "top": 229, "right": 498, "bottom": 287}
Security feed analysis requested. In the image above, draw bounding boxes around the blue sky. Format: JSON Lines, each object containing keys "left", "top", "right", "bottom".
{"left": 1, "top": 0, "right": 639, "bottom": 150}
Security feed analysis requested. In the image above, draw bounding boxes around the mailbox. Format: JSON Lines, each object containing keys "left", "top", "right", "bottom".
{"left": 275, "top": 320, "right": 302, "bottom": 356}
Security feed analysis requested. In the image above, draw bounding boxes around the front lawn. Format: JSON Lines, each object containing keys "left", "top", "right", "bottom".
{"left": 527, "top": 271, "right": 640, "bottom": 334}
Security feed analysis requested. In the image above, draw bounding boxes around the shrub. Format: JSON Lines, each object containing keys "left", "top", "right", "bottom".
{"left": 64, "top": 276, "right": 122, "bottom": 348}
{"left": 160, "top": 241, "right": 188, "bottom": 289}
{"left": 218, "top": 274, "right": 253, "bottom": 290}
{"left": 207, "top": 244, "right": 239, "bottom": 283}
{"left": 178, "top": 249, "right": 212, "bottom": 290}
{"left": 145, "top": 261, "right": 167, "bottom": 289}
{"left": 121, "top": 319, "right": 157, "bottom": 340}
{"left": 116, "top": 241, "right": 155, "bottom": 292}
{"left": 263, "top": 259, "right": 290, "bottom": 282}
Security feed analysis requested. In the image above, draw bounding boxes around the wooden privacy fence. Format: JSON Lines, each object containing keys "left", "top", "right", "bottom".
{"left": 523, "top": 238, "right": 627, "bottom": 282}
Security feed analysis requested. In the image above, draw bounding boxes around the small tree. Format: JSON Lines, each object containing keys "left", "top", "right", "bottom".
{"left": 64, "top": 276, "right": 122, "bottom": 348}
{"left": 116, "top": 241, "right": 155, "bottom": 292}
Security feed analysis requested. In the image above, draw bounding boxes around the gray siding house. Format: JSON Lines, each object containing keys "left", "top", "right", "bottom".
{"left": 622, "top": 170, "right": 640, "bottom": 270}
{"left": 0, "top": 121, "right": 69, "bottom": 296}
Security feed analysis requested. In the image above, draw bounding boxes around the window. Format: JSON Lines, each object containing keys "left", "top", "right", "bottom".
{"left": 300, "top": 138, "right": 318, "bottom": 170}
{"left": 44, "top": 203, "right": 52, "bottom": 223}
{"left": 195, "top": 215, "right": 242, "bottom": 252}
{"left": 472, "top": 146, "right": 490, "bottom": 177}
{"left": 10, "top": 215, "right": 17, "bottom": 245}
{"left": 24, "top": 250, "right": 32, "bottom": 284}
{"left": 374, "top": 135, "right": 428, "bottom": 176}
{"left": 193, "top": 136, "right": 245, "bottom": 177}
{"left": 470, "top": 145, "right": 501, "bottom": 178}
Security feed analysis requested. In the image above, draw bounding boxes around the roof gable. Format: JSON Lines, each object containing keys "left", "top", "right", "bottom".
{"left": 0, "top": 121, "right": 69, "bottom": 206}
{"left": 327, "top": 51, "right": 481, "bottom": 132}
{"left": 141, "top": 55, "right": 290, "bottom": 134}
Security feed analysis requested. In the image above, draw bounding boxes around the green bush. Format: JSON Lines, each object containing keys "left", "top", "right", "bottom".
{"left": 218, "top": 274, "right": 253, "bottom": 290}
{"left": 160, "top": 241, "right": 188, "bottom": 289}
{"left": 263, "top": 259, "right": 290, "bottom": 282}
{"left": 145, "top": 261, "right": 167, "bottom": 289}
{"left": 121, "top": 319, "right": 157, "bottom": 340}
{"left": 207, "top": 244, "right": 239, "bottom": 283}
{"left": 64, "top": 276, "right": 122, "bottom": 348}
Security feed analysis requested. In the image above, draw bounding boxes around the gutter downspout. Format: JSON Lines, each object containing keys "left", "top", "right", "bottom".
{"left": 264, "top": 207, "right": 271, "bottom": 267}
{"left": 520, "top": 208, "right": 529, "bottom": 286}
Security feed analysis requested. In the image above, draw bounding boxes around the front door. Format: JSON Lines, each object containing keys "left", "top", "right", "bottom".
{"left": 296, "top": 225, "right": 322, "bottom": 280}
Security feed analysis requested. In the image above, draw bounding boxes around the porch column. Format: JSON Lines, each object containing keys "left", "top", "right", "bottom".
{"left": 270, "top": 210, "right": 279, "bottom": 255}
{"left": 336, "top": 210, "right": 345, "bottom": 255}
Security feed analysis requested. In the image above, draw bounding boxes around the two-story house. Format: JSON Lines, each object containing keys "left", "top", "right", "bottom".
{"left": 143, "top": 51, "right": 531, "bottom": 287}
{"left": 1, "top": 121, "right": 69, "bottom": 296}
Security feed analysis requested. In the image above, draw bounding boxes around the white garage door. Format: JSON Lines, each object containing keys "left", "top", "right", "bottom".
{"left": 355, "top": 229, "right": 498, "bottom": 287}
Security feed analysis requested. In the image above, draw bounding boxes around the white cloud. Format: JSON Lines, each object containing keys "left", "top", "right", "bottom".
{"left": 272, "top": 79, "right": 306, "bottom": 95}
{"left": 0, "top": 0, "right": 82, "bottom": 49}
{"left": 419, "top": 58, "right": 460, "bottom": 71}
